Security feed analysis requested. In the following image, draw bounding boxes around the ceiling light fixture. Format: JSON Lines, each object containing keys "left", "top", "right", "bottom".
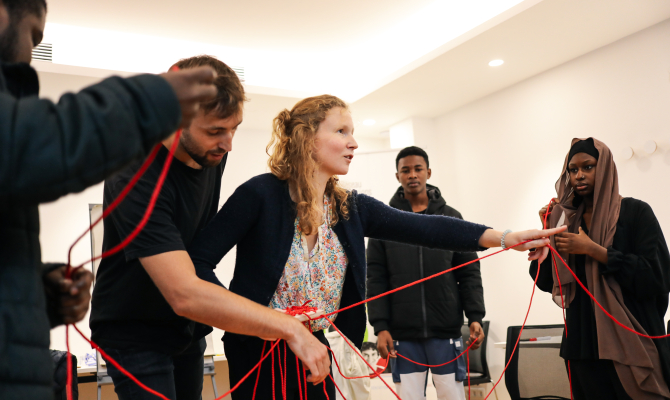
{"left": 363, "top": 119, "right": 376, "bottom": 126}
{"left": 488, "top": 59, "right": 504, "bottom": 67}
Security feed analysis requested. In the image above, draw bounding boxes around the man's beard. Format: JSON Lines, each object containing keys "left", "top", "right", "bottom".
{"left": 180, "top": 129, "right": 225, "bottom": 168}
{"left": 0, "top": 21, "right": 19, "bottom": 62}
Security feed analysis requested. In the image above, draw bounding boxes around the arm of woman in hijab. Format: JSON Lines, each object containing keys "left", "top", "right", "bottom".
{"left": 600, "top": 200, "right": 670, "bottom": 299}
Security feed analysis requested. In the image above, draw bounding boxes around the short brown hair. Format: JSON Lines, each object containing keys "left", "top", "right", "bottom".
{"left": 171, "top": 55, "right": 246, "bottom": 119}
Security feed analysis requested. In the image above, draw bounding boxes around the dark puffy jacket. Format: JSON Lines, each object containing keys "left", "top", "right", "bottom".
{"left": 366, "top": 184, "right": 485, "bottom": 340}
{"left": 0, "top": 60, "right": 181, "bottom": 399}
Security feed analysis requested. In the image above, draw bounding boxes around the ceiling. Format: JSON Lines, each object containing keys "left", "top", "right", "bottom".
{"left": 45, "top": 0, "right": 437, "bottom": 52}
{"left": 351, "top": 0, "right": 670, "bottom": 136}
{"left": 34, "top": 0, "right": 670, "bottom": 137}
{"left": 40, "top": 0, "right": 531, "bottom": 99}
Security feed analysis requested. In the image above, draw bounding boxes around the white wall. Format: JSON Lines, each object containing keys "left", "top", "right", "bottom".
{"left": 422, "top": 17, "right": 670, "bottom": 399}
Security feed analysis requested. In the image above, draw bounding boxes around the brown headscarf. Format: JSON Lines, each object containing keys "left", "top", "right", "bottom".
{"left": 549, "top": 138, "right": 670, "bottom": 399}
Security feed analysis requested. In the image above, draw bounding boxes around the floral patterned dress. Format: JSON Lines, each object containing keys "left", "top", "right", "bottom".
{"left": 270, "top": 197, "right": 348, "bottom": 331}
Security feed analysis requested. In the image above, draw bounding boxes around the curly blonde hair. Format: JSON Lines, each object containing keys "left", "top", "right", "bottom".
{"left": 267, "top": 95, "right": 351, "bottom": 235}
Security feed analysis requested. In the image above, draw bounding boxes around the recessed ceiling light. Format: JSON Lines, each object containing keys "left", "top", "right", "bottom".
{"left": 488, "top": 59, "right": 504, "bottom": 67}
{"left": 363, "top": 119, "right": 376, "bottom": 126}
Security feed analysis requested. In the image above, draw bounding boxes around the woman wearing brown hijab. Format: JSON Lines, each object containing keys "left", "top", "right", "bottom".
{"left": 530, "top": 138, "right": 670, "bottom": 399}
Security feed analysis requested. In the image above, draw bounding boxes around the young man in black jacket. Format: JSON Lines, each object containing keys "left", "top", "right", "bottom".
{"left": 0, "top": 1, "right": 219, "bottom": 399}
{"left": 366, "top": 146, "right": 486, "bottom": 400}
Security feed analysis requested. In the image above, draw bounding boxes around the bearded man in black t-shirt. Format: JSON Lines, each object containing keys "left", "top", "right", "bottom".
{"left": 90, "top": 56, "right": 331, "bottom": 400}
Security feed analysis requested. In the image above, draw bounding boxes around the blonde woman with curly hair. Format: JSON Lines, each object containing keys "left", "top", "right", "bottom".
{"left": 189, "top": 94, "right": 564, "bottom": 399}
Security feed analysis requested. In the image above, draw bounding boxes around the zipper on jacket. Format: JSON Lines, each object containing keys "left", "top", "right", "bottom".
{"left": 419, "top": 247, "right": 428, "bottom": 338}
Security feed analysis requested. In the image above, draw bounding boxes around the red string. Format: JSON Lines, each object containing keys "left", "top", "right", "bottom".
{"left": 66, "top": 325, "right": 72, "bottom": 400}
{"left": 73, "top": 325, "right": 171, "bottom": 400}
{"left": 550, "top": 246, "right": 670, "bottom": 339}
{"left": 395, "top": 339, "right": 477, "bottom": 368}
{"left": 323, "top": 241, "right": 531, "bottom": 320}
{"left": 282, "top": 340, "right": 287, "bottom": 400}
{"left": 91, "top": 129, "right": 181, "bottom": 267}
{"left": 484, "top": 254, "right": 542, "bottom": 400}
{"left": 327, "top": 318, "right": 401, "bottom": 399}
{"left": 212, "top": 339, "right": 282, "bottom": 400}
{"left": 326, "top": 346, "right": 384, "bottom": 380}
{"left": 329, "top": 374, "right": 346, "bottom": 399}
{"left": 272, "top": 343, "right": 276, "bottom": 400}
{"left": 296, "top": 354, "right": 304, "bottom": 400}
{"left": 252, "top": 340, "right": 266, "bottom": 400}
{"left": 302, "top": 361, "right": 308, "bottom": 399}
{"left": 65, "top": 143, "right": 161, "bottom": 272}
{"left": 65, "top": 130, "right": 182, "bottom": 400}
{"left": 467, "top": 349, "right": 471, "bottom": 400}
{"left": 63, "top": 164, "right": 665, "bottom": 400}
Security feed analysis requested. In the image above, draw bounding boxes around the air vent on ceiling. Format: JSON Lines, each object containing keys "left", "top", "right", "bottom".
{"left": 32, "top": 43, "right": 52, "bottom": 62}
{"left": 232, "top": 66, "right": 245, "bottom": 82}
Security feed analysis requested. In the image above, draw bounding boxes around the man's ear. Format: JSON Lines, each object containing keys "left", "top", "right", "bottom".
{"left": 395, "top": 172, "right": 400, "bottom": 183}
{"left": 0, "top": 2, "right": 9, "bottom": 36}
{"left": 427, "top": 168, "right": 432, "bottom": 180}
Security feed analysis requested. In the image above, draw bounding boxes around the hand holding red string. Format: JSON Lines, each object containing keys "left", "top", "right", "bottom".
{"left": 376, "top": 330, "right": 396, "bottom": 359}
{"left": 479, "top": 225, "right": 566, "bottom": 264}
{"left": 284, "top": 320, "right": 331, "bottom": 385}
{"left": 466, "top": 321, "right": 485, "bottom": 350}
{"left": 44, "top": 265, "right": 93, "bottom": 325}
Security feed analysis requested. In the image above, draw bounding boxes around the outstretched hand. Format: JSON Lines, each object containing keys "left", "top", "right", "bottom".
{"left": 494, "top": 226, "right": 566, "bottom": 264}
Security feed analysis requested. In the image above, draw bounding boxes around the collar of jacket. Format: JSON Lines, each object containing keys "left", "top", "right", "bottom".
{"left": 389, "top": 183, "right": 446, "bottom": 214}
{"left": 0, "top": 60, "right": 39, "bottom": 98}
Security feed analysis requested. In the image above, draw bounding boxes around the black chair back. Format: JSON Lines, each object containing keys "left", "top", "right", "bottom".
{"left": 51, "top": 350, "right": 79, "bottom": 400}
{"left": 504, "top": 325, "right": 570, "bottom": 400}
{"left": 461, "top": 320, "right": 491, "bottom": 385}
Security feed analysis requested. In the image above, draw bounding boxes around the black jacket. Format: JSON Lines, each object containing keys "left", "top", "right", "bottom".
{"left": 366, "top": 185, "right": 485, "bottom": 340}
{"left": 0, "top": 60, "right": 181, "bottom": 399}
{"left": 190, "top": 174, "right": 489, "bottom": 349}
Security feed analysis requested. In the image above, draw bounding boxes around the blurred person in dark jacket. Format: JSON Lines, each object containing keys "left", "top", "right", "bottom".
{"left": 0, "top": 1, "right": 218, "bottom": 398}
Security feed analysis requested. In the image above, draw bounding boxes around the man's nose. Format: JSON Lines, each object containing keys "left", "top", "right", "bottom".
{"left": 219, "top": 133, "right": 233, "bottom": 152}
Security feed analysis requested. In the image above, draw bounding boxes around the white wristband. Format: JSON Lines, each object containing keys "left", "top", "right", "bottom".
{"left": 501, "top": 229, "right": 513, "bottom": 249}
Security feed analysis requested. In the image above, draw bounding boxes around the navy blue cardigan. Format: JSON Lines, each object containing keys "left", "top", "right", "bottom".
{"left": 189, "top": 173, "right": 489, "bottom": 348}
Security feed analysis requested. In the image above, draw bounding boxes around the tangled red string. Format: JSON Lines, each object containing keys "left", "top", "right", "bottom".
{"left": 60, "top": 135, "right": 670, "bottom": 400}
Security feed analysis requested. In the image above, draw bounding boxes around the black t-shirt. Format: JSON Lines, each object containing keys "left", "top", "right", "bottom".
{"left": 90, "top": 145, "right": 225, "bottom": 353}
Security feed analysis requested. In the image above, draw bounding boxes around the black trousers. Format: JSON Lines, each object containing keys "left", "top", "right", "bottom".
{"left": 104, "top": 338, "right": 206, "bottom": 400}
{"left": 566, "top": 359, "right": 632, "bottom": 400}
{"left": 225, "top": 331, "right": 335, "bottom": 400}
